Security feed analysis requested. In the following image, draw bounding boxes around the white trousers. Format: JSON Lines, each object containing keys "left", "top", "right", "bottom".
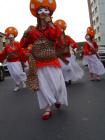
{"left": 37, "top": 67, "right": 68, "bottom": 109}
{"left": 84, "top": 54, "right": 105, "bottom": 75}
{"left": 7, "top": 61, "right": 27, "bottom": 85}
{"left": 59, "top": 55, "right": 84, "bottom": 82}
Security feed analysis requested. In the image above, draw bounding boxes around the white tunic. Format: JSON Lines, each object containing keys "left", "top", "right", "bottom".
{"left": 59, "top": 54, "right": 84, "bottom": 82}
{"left": 84, "top": 54, "right": 105, "bottom": 75}
{"left": 37, "top": 67, "right": 68, "bottom": 109}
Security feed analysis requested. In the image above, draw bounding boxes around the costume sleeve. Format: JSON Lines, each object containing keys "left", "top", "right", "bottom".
{"left": 26, "top": 44, "right": 33, "bottom": 54}
{"left": 45, "top": 26, "right": 62, "bottom": 41}
{"left": 20, "top": 37, "right": 31, "bottom": 49}
{"left": 16, "top": 42, "right": 28, "bottom": 62}
{"left": 83, "top": 42, "right": 90, "bottom": 55}
{"left": 20, "top": 26, "right": 40, "bottom": 48}
{"left": 67, "top": 36, "right": 79, "bottom": 49}
{"left": 93, "top": 41, "right": 98, "bottom": 51}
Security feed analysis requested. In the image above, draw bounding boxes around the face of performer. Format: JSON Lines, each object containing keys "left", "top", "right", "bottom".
{"left": 60, "top": 28, "right": 63, "bottom": 32}
{"left": 60, "top": 28, "right": 65, "bottom": 37}
{"left": 85, "top": 34, "right": 92, "bottom": 41}
{"left": 8, "top": 34, "right": 15, "bottom": 42}
{"left": 37, "top": 8, "right": 51, "bottom": 21}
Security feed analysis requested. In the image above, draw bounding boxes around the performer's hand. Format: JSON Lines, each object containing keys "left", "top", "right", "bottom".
{"left": 45, "top": 15, "right": 52, "bottom": 23}
{"left": 60, "top": 56, "right": 69, "bottom": 65}
{"left": 45, "top": 16, "right": 55, "bottom": 28}
{"left": 89, "top": 52, "right": 92, "bottom": 55}
{"left": 64, "top": 60, "right": 69, "bottom": 65}
{"left": 26, "top": 53, "right": 31, "bottom": 58}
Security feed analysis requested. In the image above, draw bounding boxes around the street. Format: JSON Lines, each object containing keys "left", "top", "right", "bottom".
{"left": 0, "top": 67, "right": 105, "bottom": 140}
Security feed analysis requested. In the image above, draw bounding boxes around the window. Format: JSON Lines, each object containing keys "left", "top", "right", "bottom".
{"left": 95, "top": 38, "right": 97, "bottom": 42}
{"left": 96, "top": 16, "right": 99, "bottom": 23}
{"left": 91, "top": 1, "right": 93, "bottom": 8}
{"left": 92, "top": 10, "right": 94, "bottom": 17}
{"left": 98, "top": 36, "right": 101, "bottom": 42}
{"left": 95, "top": 6, "right": 97, "bottom": 13}
{"left": 93, "top": 20, "right": 96, "bottom": 25}
{"left": 97, "top": 26, "right": 100, "bottom": 32}
{"left": 94, "top": 0, "right": 96, "bottom": 4}
{"left": 94, "top": 28, "right": 96, "bottom": 33}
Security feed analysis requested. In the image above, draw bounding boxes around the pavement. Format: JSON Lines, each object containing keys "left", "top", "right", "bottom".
{"left": 0, "top": 67, "right": 105, "bottom": 140}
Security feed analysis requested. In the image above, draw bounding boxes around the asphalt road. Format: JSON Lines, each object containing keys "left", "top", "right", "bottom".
{"left": 0, "top": 67, "right": 105, "bottom": 140}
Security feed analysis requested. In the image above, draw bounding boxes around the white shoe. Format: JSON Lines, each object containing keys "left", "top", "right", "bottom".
{"left": 22, "top": 82, "right": 26, "bottom": 88}
{"left": 14, "top": 86, "right": 20, "bottom": 92}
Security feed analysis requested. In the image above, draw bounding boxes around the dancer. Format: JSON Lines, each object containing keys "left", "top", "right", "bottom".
{"left": 83, "top": 27, "right": 105, "bottom": 81}
{"left": 0, "top": 27, "right": 27, "bottom": 91}
{"left": 20, "top": 0, "right": 68, "bottom": 120}
{"left": 54, "top": 19, "right": 84, "bottom": 85}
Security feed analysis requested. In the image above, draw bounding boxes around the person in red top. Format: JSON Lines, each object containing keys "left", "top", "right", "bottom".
{"left": 54, "top": 19, "right": 84, "bottom": 85}
{"left": 20, "top": 0, "right": 68, "bottom": 120}
{"left": 83, "top": 27, "right": 105, "bottom": 80}
{"left": 0, "top": 27, "right": 27, "bottom": 91}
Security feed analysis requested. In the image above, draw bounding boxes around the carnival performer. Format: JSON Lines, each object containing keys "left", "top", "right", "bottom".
{"left": 69, "top": 48, "right": 84, "bottom": 82}
{"left": 20, "top": 0, "right": 68, "bottom": 120}
{"left": 0, "top": 27, "right": 27, "bottom": 91}
{"left": 54, "top": 19, "right": 84, "bottom": 85}
{"left": 83, "top": 27, "right": 105, "bottom": 81}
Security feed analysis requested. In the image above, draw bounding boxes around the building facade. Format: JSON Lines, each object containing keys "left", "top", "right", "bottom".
{"left": 87, "top": 0, "right": 105, "bottom": 46}
{"left": 0, "top": 32, "right": 9, "bottom": 50}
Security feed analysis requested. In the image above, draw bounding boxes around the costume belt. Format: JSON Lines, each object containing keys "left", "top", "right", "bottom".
{"left": 7, "top": 52, "right": 19, "bottom": 60}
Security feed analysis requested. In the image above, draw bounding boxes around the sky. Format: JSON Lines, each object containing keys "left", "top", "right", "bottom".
{"left": 0, "top": 0, "right": 90, "bottom": 42}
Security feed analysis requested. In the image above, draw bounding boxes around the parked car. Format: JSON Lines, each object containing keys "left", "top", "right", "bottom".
{"left": 3, "top": 62, "right": 10, "bottom": 75}
{"left": 0, "top": 62, "right": 5, "bottom": 81}
{"left": 98, "top": 46, "right": 105, "bottom": 66}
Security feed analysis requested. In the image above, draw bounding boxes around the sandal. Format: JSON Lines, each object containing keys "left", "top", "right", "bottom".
{"left": 96, "top": 76, "right": 101, "bottom": 81}
{"left": 42, "top": 111, "right": 52, "bottom": 120}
